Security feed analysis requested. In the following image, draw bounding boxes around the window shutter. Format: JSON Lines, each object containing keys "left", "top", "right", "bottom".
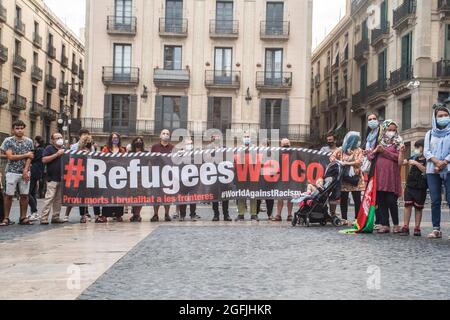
{"left": 180, "top": 96, "right": 188, "bottom": 129}
{"left": 128, "top": 94, "right": 138, "bottom": 134}
{"left": 280, "top": 99, "right": 290, "bottom": 138}
{"left": 103, "top": 94, "right": 112, "bottom": 133}
{"left": 260, "top": 99, "right": 266, "bottom": 129}
{"left": 207, "top": 96, "right": 214, "bottom": 129}
{"left": 154, "top": 95, "right": 163, "bottom": 133}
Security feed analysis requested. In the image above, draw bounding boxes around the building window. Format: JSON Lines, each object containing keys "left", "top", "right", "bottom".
{"left": 165, "top": 0, "right": 183, "bottom": 33}
{"left": 360, "top": 63, "right": 367, "bottom": 94}
{"left": 34, "top": 21, "right": 39, "bottom": 36}
{"left": 264, "top": 99, "right": 282, "bottom": 129}
{"left": 378, "top": 106, "right": 386, "bottom": 121}
{"left": 214, "top": 47, "right": 232, "bottom": 83}
{"left": 47, "top": 61, "right": 53, "bottom": 76}
{"left": 216, "top": 1, "right": 233, "bottom": 33}
{"left": 445, "top": 25, "right": 450, "bottom": 60}
{"left": 30, "top": 121, "right": 36, "bottom": 139}
{"left": 113, "top": 44, "right": 132, "bottom": 77}
{"left": 15, "top": 40, "right": 21, "bottom": 55}
{"left": 33, "top": 52, "right": 38, "bottom": 66}
{"left": 111, "top": 95, "right": 130, "bottom": 130}
{"left": 378, "top": 49, "right": 387, "bottom": 81}
{"left": 401, "top": 32, "right": 413, "bottom": 68}
{"left": 48, "top": 33, "right": 54, "bottom": 47}
{"left": 13, "top": 77, "right": 20, "bottom": 97}
{"left": 32, "top": 85, "right": 37, "bottom": 106}
{"left": 115, "top": 0, "right": 132, "bottom": 24}
{"left": 402, "top": 97, "right": 412, "bottom": 131}
{"left": 266, "top": 2, "right": 284, "bottom": 35}
{"left": 46, "top": 92, "right": 52, "bottom": 108}
{"left": 209, "top": 97, "right": 232, "bottom": 132}
{"left": 162, "top": 96, "right": 182, "bottom": 130}
{"left": 164, "top": 45, "right": 182, "bottom": 70}
{"left": 265, "top": 48, "right": 283, "bottom": 84}
{"left": 15, "top": 6, "right": 22, "bottom": 21}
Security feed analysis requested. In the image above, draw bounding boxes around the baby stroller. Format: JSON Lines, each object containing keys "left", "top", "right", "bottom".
{"left": 291, "top": 160, "right": 344, "bottom": 227}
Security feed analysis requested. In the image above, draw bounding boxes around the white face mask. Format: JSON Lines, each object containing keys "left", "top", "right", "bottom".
{"left": 56, "top": 139, "right": 64, "bottom": 147}
{"left": 414, "top": 148, "right": 423, "bottom": 156}
{"left": 386, "top": 131, "right": 396, "bottom": 139}
{"left": 185, "top": 144, "right": 193, "bottom": 151}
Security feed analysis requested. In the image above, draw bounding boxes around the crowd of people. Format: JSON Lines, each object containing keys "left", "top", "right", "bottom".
{"left": 1, "top": 104, "right": 450, "bottom": 240}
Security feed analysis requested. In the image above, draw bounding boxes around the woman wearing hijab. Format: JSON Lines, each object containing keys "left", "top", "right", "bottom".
{"left": 424, "top": 104, "right": 450, "bottom": 240}
{"left": 368, "top": 120, "right": 405, "bottom": 234}
{"left": 330, "top": 132, "right": 365, "bottom": 226}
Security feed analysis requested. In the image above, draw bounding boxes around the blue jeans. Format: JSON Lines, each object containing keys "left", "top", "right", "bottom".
{"left": 426, "top": 174, "right": 450, "bottom": 230}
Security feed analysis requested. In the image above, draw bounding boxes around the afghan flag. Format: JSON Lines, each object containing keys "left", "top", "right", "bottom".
{"left": 340, "top": 170, "right": 377, "bottom": 234}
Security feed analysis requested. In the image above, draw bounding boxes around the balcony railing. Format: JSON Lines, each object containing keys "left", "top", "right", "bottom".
{"left": 351, "top": 0, "right": 369, "bottom": 15}
{"left": 47, "top": 44, "right": 56, "bottom": 59}
{"left": 337, "top": 88, "right": 348, "bottom": 104}
{"left": 367, "top": 79, "right": 388, "bottom": 103}
{"left": 46, "top": 75, "right": 57, "bottom": 90}
{"left": 33, "top": 33, "right": 42, "bottom": 48}
{"left": 438, "top": 0, "right": 450, "bottom": 11}
{"left": 42, "top": 108, "right": 57, "bottom": 122}
{"left": 209, "top": 20, "right": 239, "bottom": 38}
{"left": 0, "top": 3, "right": 6, "bottom": 23}
{"left": 59, "top": 82, "right": 69, "bottom": 96}
{"left": 31, "top": 65, "right": 43, "bottom": 82}
{"left": 14, "top": 19, "right": 25, "bottom": 36}
{"left": 13, "top": 55, "right": 27, "bottom": 73}
{"left": 0, "top": 88, "right": 8, "bottom": 105}
{"left": 260, "top": 21, "right": 290, "bottom": 40}
{"left": 107, "top": 16, "right": 137, "bottom": 35}
{"left": 352, "top": 91, "right": 367, "bottom": 112}
{"left": 354, "top": 38, "right": 369, "bottom": 61}
{"left": 61, "top": 55, "right": 68, "bottom": 68}
{"left": 320, "top": 100, "right": 328, "bottom": 113}
{"left": 70, "top": 89, "right": 79, "bottom": 102}
{"left": 329, "top": 94, "right": 338, "bottom": 109}
{"left": 393, "top": 0, "right": 416, "bottom": 30}
{"left": 153, "top": 68, "right": 190, "bottom": 88}
{"left": 159, "top": 18, "right": 188, "bottom": 37}
{"left": 102, "top": 66, "right": 140, "bottom": 85}
{"left": 72, "top": 62, "right": 79, "bottom": 75}
{"left": 390, "top": 65, "right": 414, "bottom": 89}
{"left": 437, "top": 59, "right": 450, "bottom": 78}
{"left": 10, "top": 94, "right": 27, "bottom": 112}
{"left": 77, "top": 93, "right": 83, "bottom": 106}
{"left": 0, "top": 44, "right": 7, "bottom": 64}
{"left": 256, "top": 72, "right": 292, "bottom": 90}
{"left": 205, "top": 70, "right": 240, "bottom": 89}
{"left": 79, "top": 68, "right": 84, "bottom": 80}
{"left": 371, "top": 22, "right": 390, "bottom": 47}
{"left": 29, "top": 102, "right": 43, "bottom": 117}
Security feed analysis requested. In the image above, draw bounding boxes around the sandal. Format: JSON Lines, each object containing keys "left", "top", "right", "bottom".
{"left": 95, "top": 216, "right": 108, "bottom": 223}
{"left": 130, "top": 215, "right": 142, "bottom": 223}
{"left": 399, "top": 226, "right": 410, "bottom": 236}
{"left": 19, "top": 217, "right": 33, "bottom": 226}
{"left": 414, "top": 228, "right": 421, "bottom": 237}
{"left": 377, "top": 226, "right": 390, "bottom": 234}
{"left": 393, "top": 226, "right": 403, "bottom": 234}
{"left": 427, "top": 230, "right": 442, "bottom": 239}
{"left": 0, "top": 218, "right": 15, "bottom": 227}
{"left": 80, "top": 216, "right": 87, "bottom": 224}
{"left": 271, "top": 215, "right": 282, "bottom": 222}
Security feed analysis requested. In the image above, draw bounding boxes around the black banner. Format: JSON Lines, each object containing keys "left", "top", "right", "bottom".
{"left": 61, "top": 148, "right": 330, "bottom": 206}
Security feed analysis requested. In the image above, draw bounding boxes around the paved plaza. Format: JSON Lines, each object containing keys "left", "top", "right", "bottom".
{"left": 0, "top": 200, "right": 449, "bottom": 300}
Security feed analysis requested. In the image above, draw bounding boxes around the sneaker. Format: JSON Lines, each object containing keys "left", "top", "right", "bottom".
{"left": 191, "top": 214, "right": 201, "bottom": 220}
{"left": 150, "top": 215, "right": 159, "bottom": 223}
{"left": 414, "top": 228, "right": 422, "bottom": 237}
{"left": 399, "top": 226, "right": 410, "bottom": 236}
{"left": 235, "top": 215, "right": 245, "bottom": 222}
{"left": 212, "top": 216, "right": 220, "bottom": 222}
{"left": 251, "top": 215, "right": 260, "bottom": 222}
{"left": 223, "top": 215, "right": 232, "bottom": 222}
{"left": 165, "top": 215, "right": 172, "bottom": 222}
{"left": 28, "top": 213, "right": 40, "bottom": 222}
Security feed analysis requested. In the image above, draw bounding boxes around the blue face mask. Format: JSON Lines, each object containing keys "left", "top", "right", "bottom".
{"left": 437, "top": 117, "right": 450, "bottom": 128}
{"left": 368, "top": 120, "right": 379, "bottom": 130}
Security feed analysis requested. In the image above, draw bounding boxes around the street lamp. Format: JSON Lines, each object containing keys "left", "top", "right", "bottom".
{"left": 58, "top": 81, "right": 82, "bottom": 146}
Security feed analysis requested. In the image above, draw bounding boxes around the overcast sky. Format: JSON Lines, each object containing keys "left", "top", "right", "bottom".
{"left": 44, "top": 0, "right": 346, "bottom": 49}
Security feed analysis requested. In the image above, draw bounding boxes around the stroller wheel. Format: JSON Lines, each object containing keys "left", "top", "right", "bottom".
{"left": 332, "top": 216, "right": 342, "bottom": 227}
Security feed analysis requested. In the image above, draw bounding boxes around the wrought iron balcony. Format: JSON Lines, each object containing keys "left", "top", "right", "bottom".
{"left": 354, "top": 38, "right": 369, "bottom": 62}
{"left": 29, "top": 102, "right": 43, "bottom": 117}
{"left": 72, "top": 62, "right": 79, "bottom": 75}
{"left": 47, "top": 44, "right": 56, "bottom": 59}
{"left": 389, "top": 65, "right": 414, "bottom": 93}
{"left": 209, "top": 20, "right": 239, "bottom": 38}
{"left": 70, "top": 89, "right": 79, "bottom": 102}
{"left": 256, "top": 72, "right": 292, "bottom": 91}
{"left": 159, "top": 18, "right": 188, "bottom": 37}
{"left": 337, "top": 88, "right": 348, "bottom": 105}
{"left": 437, "top": 59, "right": 450, "bottom": 79}
{"left": 153, "top": 68, "right": 190, "bottom": 88}
{"left": 393, "top": 0, "right": 416, "bottom": 31}
{"left": 107, "top": 16, "right": 137, "bottom": 35}
{"left": 367, "top": 79, "right": 388, "bottom": 105}
{"left": 42, "top": 108, "right": 57, "bottom": 122}
{"left": 0, "top": 44, "right": 7, "bottom": 64}
{"left": 59, "top": 82, "right": 69, "bottom": 96}
{"left": 329, "top": 93, "right": 338, "bottom": 109}
{"left": 352, "top": 91, "right": 368, "bottom": 113}
{"left": 13, "top": 54, "right": 27, "bottom": 73}
{"left": 102, "top": 66, "right": 140, "bottom": 86}
{"left": 46, "top": 75, "right": 57, "bottom": 90}
{"left": 33, "top": 33, "right": 42, "bottom": 48}
{"left": 371, "top": 22, "right": 390, "bottom": 48}
{"left": 0, "top": 88, "right": 8, "bottom": 105}
{"left": 438, "top": 0, "right": 450, "bottom": 11}
{"left": 10, "top": 94, "right": 27, "bottom": 112}
{"left": 205, "top": 70, "right": 240, "bottom": 89}
{"left": 260, "top": 21, "right": 290, "bottom": 40}
{"left": 31, "top": 65, "right": 43, "bottom": 82}
{"left": 14, "top": 19, "right": 25, "bottom": 36}
{"left": 61, "top": 55, "right": 68, "bottom": 68}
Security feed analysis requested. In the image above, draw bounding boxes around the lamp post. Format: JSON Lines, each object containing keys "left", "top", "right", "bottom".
{"left": 58, "top": 81, "right": 82, "bottom": 146}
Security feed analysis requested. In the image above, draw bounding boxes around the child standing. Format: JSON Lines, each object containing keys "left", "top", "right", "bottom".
{"left": 400, "top": 140, "right": 427, "bottom": 236}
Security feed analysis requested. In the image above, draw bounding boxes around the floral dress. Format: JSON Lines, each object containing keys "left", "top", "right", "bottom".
{"left": 330, "top": 147, "right": 366, "bottom": 192}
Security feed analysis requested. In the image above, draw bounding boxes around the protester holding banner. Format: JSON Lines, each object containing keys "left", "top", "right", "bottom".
{"left": 40, "top": 132, "right": 66, "bottom": 224}
{"left": 130, "top": 136, "right": 146, "bottom": 222}
{"left": 368, "top": 120, "right": 405, "bottom": 234}
{"left": 101, "top": 133, "right": 127, "bottom": 222}
{"left": 424, "top": 104, "right": 450, "bottom": 240}
{"left": 236, "top": 133, "right": 258, "bottom": 221}
{"left": 272, "top": 138, "right": 294, "bottom": 222}
{"left": 177, "top": 138, "right": 200, "bottom": 221}
{"left": 150, "top": 129, "right": 174, "bottom": 222}
{"left": 330, "top": 132, "right": 365, "bottom": 226}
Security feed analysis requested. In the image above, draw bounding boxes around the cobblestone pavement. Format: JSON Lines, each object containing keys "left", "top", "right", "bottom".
{"left": 1, "top": 200, "right": 450, "bottom": 300}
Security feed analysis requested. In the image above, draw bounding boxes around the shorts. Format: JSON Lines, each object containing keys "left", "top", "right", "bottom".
{"left": 4, "top": 172, "right": 30, "bottom": 196}
{"left": 404, "top": 187, "right": 427, "bottom": 210}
